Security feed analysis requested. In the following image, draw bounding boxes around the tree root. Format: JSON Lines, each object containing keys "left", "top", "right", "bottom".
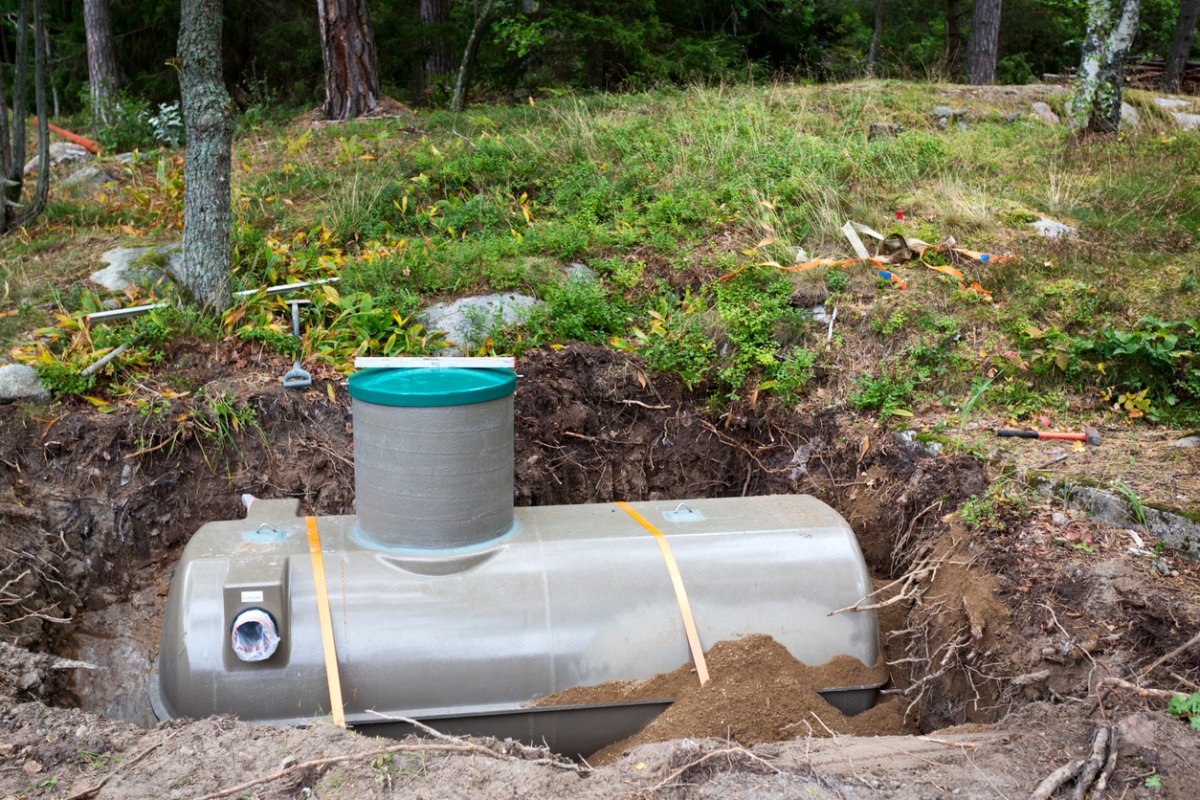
{"left": 1026, "top": 721, "right": 1119, "bottom": 800}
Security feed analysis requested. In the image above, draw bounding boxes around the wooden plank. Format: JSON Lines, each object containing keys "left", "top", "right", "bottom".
{"left": 354, "top": 356, "right": 516, "bottom": 369}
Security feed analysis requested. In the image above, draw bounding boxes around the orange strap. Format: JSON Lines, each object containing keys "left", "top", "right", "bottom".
{"left": 306, "top": 516, "right": 346, "bottom": 727}
{"left": 616, "top": 502, "right": 710, "bottom": 685}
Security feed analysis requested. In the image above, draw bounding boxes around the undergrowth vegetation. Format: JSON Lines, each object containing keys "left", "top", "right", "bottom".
{"left": 3, "top": 81, "right": 1199, "bottom": 425}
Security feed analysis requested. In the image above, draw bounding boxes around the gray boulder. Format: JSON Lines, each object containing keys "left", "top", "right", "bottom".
{"left": 1030, "top": 102, "right": 1061, "bottom": 126}
{"left": 0, "top": 364, "right": 50, "bottom": 404}
{"left": 1154, "top": 97, "right": 1191, "bottom": 110}
{"left": 868, "top": 122, "right": 905, "bottom": 140}
{"left": 421, "top": 293, "right": 542, "bottom": 348}
{"left": 91, "top": 244, "right": 183, "bottom": 292}
{"left": 23, "top": 142, "right": 92, "bottom": 175}
{"left": 1171, "top": 112, "right": 1200, "bottom": 131}
{"left": 1120, "top": 102, "right": 1139, "bottom": 128}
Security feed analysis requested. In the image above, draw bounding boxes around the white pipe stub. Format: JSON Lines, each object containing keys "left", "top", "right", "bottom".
{"left": 230, "top": 608, "right": 281, "bottom": 662}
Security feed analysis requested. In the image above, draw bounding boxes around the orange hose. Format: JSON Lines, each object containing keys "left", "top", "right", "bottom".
{"left": 31, "top": 118, "right": 102, "bottom": 155}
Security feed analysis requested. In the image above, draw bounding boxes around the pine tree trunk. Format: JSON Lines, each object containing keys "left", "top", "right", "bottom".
{"left": 317, "top": 0, "right": 380, "bottom": 120}
{"left": 421, "top": 0, "right": 453, "bottom": 94}
{"left": 4, "top": 0, "right": 29, "bottom": 223}
{"left": 1068, "top": 0, "right": 1140, "bottom": 133}
{"left": 84, "top": 0, "right": 119, "bottom": 125}
{"left": 866, "top": 0, "right": 883, "bottom": 77}
{"left": 178, "top": 0, "right": 235, "bottom": 310}
{"left": 966, "top": 0, "right": 1003, "bottom": 84}
{"left": 946, "top": 0, "right": 966, "bottom": 79}
{"left": 1164, "top": 0, "right": 1200, "bottom": 92}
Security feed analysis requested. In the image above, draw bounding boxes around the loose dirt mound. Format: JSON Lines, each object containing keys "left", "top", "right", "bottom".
{"left": 536, "top": 634, "right": 912, "bottom": 763}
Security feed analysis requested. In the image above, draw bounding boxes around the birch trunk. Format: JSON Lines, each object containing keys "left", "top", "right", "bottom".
{"left": 866, "top": 0, "right": 883, "bottom": 77}
{"left": 178, "top": 0, "right": 235, "bottom": 310}
{"left": 1067, "top": 0, "right": 1140, "bottom": 133}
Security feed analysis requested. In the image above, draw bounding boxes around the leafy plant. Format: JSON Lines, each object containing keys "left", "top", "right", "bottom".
{"left": 618, "top": 289, "right": 713, "bottom": 389}
{"left": 850, "top": 371, "right": 914, "bottom": 418}
{"left": 1167, "top": 691, "right": 1200, "bottom": 730}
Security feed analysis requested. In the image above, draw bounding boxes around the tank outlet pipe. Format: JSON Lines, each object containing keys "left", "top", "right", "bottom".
{"left": 230, "top": 608, "right": 281, "bottom": 662}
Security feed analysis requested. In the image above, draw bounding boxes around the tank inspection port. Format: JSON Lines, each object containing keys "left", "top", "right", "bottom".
{"left": 230, "top": 608, "right": 281, "bottom": 662}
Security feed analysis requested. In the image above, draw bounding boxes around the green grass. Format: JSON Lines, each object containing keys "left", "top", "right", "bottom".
{"left": 3, "top": 81, "right": 1198, "bottom": 423}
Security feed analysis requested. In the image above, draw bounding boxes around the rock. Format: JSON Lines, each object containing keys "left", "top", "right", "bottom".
{"left": 0, "top": 364, "right": 50, "bottom": 404}
{"left": 1029, "top": 217, "right": 1076, "bottom": 239}
{"left": 61, "top": 163, "right": 111, "bottom": 193}
{"left": 808, "top": 305, "right": 832, "bottom": 324}
{"left": 1154, "top": 97, "right": 1191, "bottom": 110}
{"left": 1030, "top": 102, "right": 1060, "bottom": 125}
{"left": 931, "top": 105, "right": 964, "bottom": 118}
{"left": 17, "top": 670, "right": 40, "bottom": 691}
{"left": 1117, "top": 713, "right": 1157, "bottom": 755}
{"left": 1170, "top": 112, "right": 1200, "bottom": 131}
{"left": 1120, "top": 102, "right": 1139, "bottom": 128}
{"left": 90, "top": 243, "right": 183, "bottom": 292}
{"left": 868, "top": 122, "right": 905, "bottom": 140}
{"left": 1051, "top": 512, "right": 1067, "bottom": 526}
{"left": 1032, "top": 480, "right": 1200, "bottom": 559}
{"left": 23, "top": 142, "right": 92, "bottom": 175}
{"left": 566, "top": 262, "right": 597, "bottom": 284}
{"left": 892, "top": 430, "right": 943, "bottom": 458}
{"left": 421, "top": 293, "right": 542, "bottom": 348}
{"left": 1003, "top": 112, "right": 1021, "bottom": 123}
{"left": 1171, "top": 435, "right": 1200, "bottom": 448}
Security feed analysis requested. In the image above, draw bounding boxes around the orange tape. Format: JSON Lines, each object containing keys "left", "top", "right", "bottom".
{"left": 616, "top": 502, "right": 710, "bottom": 686}
{"left": 306, "top": 516, "right": 346, "bottom": 727}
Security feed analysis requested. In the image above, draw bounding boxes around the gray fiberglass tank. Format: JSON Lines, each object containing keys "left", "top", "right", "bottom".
{"left": 152, "top": 366, "right": 881, "bottom": 755}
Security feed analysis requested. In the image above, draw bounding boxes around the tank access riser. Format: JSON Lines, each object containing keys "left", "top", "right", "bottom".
{"left": 153, "top": 494, "right": 881, "bottom": 755}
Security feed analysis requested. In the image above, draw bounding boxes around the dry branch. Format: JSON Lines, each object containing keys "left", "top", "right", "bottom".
{"left": 1028, "top": 758, "right": 1083, "bottom": 800}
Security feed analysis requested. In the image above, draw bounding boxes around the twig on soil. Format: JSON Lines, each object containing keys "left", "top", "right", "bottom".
{"left": 1027, "top": 758, "right": 1084, "bottom": 800}
{"left": 363, "top": 710, "right": 589, "bottom": 773}
{"left": 617, "top": 399, "right": 670, "bottom": 410}
{"left": 66, "top": 730, "right": 179, "bottom": 800}
{"left": 1096, "top": 676, "right": 1186, "bottom": 701}
{"left": 0, "top": 502, "right": 40, "bottom": 521}
{"left": 646, "top": 747, "right": 780, "bottom": 794}
{"left": 1137, "top": 630, "right": 1200, "bottom": 679}
{"left": 187, "top": 743, "right": 504, "bottom": 800}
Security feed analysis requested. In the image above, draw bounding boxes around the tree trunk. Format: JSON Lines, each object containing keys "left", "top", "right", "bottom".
{"left": 7, "top": 0, "right": 29, "bottom": 212}
{"left": 317, "top": 0, "right": 380, "bottom": 120}
{"left": 421, "top": 0, "right": 453, "bottom": 95}
{"left": 84, "top": 0, "right": 119, "bottom": 125}
{"left": 3, "top": 0, "right": 50, "bottom": 234}
{"left": 178, "top": 0, "right": 235, "bottom": 310}
{"left": 450, "top": 0, "right": 495, "bottom": 112}
{"left": 1068, "top": 0, "right": 1140, "bottom": 133}
{"left": 866, "top": 0, "right": 884, "bottom": 77}
{"left": 1164, "top": 0, "right": 1200, "bottom": 92}
{"left": 966, "top": 0, "right": 1003, "bottom": 84}
{"left": 946, "top": 0, "right": 966, "bottom": 79}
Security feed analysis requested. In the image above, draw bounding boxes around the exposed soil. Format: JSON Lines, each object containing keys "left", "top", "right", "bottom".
{"left": 2, "top": 340, "right": 1200, "bottom": 798}
{"left": 536, "top": 635, "right": 909, "bottom": 764}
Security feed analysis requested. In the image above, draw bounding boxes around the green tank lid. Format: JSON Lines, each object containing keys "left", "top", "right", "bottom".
{"left": 348, "top": 367, "right": 516, "bottom": 408}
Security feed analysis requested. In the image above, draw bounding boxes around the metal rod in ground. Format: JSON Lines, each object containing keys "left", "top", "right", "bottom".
{"left": 84, "top": 277, "right": 340, "bottom": 325}
{"left": 81, "top": 341, "right": 133, "bottom": 376}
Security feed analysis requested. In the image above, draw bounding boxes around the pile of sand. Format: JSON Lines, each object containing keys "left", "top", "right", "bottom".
{"left": 535, "top": 634, "right": 915, "bottom": 763}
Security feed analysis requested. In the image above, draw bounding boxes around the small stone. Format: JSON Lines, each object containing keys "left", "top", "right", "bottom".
{"left": 1029, "top": 217, "right": 1077, "bottom": 240}
{"left": 0, "top": 363, "right": 50, "bottom": 404}
{"left": 90, "top": 244, "right": 183, "bottom": 292}
{"left": 1154, "top": 97, "right": 1191, "bottom": 110}
{"left": 61, "top": 163, "right": 112, "bottom": 193}
{"left": 808, "top": 305, "right": 832, "bottom": 324}
{"left": 566, "top": 262, "right": 597, "bottom": 284}
{"left": 18, "top": 670, "right": 40, "bottom": 691}
{"left": 1117, "top": 713, "right": 1157, "bottom": 753}
{"left": 1170, "top": 112, "right": 1200, "bottom": 131}
{"left": 1051, "top": 512, "right": 1067, "bottom": 526}
{"left": 1003, "top": 112, "right": 1020, "bottom": 123}
{"left": 868, "top": 122, "right": 905, "bottom": 140}
{"left": 22, "top": 760, "right": 42, "bottom": 775}
{"left": 1152, "top": 557, "right": 1176, "bottom": 576}
{"left": 1170, "top": 435, "right": 1200, "bottom": 448}
{"left": 931, "top": 105, "right": 964, "bottom": 118}
{"left": 1120, "top": 102, "right": 1139, "bottom": 128}
{"left": 1030, "top": 102, "right": 1060, "bottom": 126}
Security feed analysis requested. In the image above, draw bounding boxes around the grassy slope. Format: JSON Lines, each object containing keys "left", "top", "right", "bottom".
{"left": 2, "top": 81, "right": 1199, "bottom": 430}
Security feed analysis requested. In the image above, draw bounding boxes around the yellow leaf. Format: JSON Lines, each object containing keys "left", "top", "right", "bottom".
{"left": 323, "top": 284, "right": 341, "bottom": 305}
{"left": 633, "top": 763, "right": 647, "bottom": 771}
{"left": 327, "top": 382, "right": 336, "bottom": 403}
{"left": 528, "top": 96, "right": 535, "bottom": 107}
{"left": 82, "top": 395, "right": 109, "bottom": 407}
{"left": 549, "top": 343, "right": 564, "bottom": 350}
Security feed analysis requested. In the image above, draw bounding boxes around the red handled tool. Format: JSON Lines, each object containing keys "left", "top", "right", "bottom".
{"left": 996, "top": 428, "right": 1100, "bottom": 445}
